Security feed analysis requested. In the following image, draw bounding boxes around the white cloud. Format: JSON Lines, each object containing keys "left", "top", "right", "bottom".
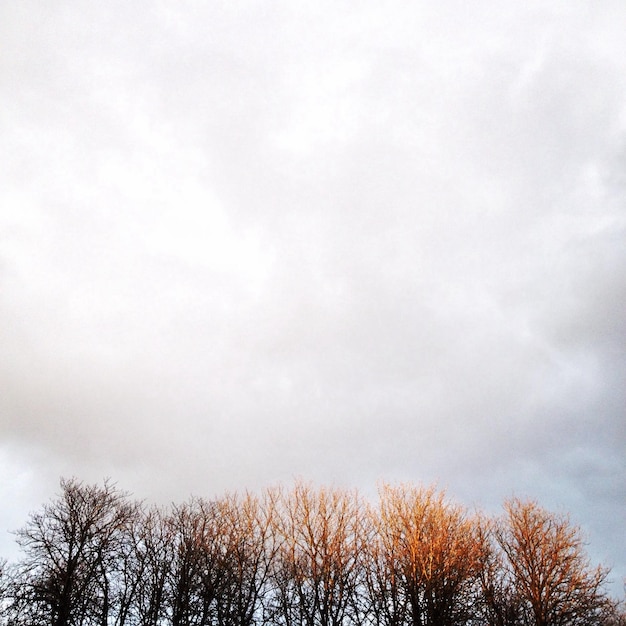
{"left": 1, "top": 0, "right": 625, "bottom": 594}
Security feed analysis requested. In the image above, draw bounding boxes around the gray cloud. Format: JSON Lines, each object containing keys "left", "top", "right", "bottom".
{"left": 1, "top": 0, "right": 625, "bottom": 593}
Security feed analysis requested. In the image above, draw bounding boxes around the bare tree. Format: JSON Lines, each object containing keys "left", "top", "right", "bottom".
{"left": 361, "top": 498, "right": 408, "bottom": 626}
{"left": 12, "top": 477, "right": 136, "bottom": 626}
{"left": 267, "top": 482, "right": 366, "bottom": 626}
{"left": 166, "top": 496, "right": 245, "bottom": 626}
{"left": 121, "top": 505, "right": 173, "bottom": 626}
{"left": 210, "top": 490, "right": 279, "bottom": 626}
{"left": 0, "top": 558, "right": 13, "bottom": 624}
{"left": 371, "top": 484, "right": 484, "bottom": 626}
{"left": 166, "top": 498, "right": 214, "bottom": 626}
{"left": 474, "top": 513, "right": 524, "bottom": 626}
{"left": 495, "top": 498, "right": 613, "bottom": 626}
{"left": 2, "top": 479, "right": 624, "bottom": 626}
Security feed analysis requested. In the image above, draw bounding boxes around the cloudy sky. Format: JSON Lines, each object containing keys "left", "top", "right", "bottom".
{"left": 1, "top": 0, "right": 625, "bottom": 590}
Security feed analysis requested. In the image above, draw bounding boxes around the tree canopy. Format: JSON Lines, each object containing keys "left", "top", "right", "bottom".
{"left": 0, "top": 478, "right": 623, "bottom": 626}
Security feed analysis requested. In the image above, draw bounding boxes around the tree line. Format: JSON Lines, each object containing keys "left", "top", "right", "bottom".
{"left": 0, "top": 478, "right": 623, "bottom": 626}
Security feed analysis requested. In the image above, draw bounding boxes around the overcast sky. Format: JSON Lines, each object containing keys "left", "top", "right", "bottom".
{"left": 1, "top": 0, "right": 625, "bottom": 592}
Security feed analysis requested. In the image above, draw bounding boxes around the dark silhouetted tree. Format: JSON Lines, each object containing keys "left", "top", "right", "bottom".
{"left": 12, "top": 477, "right": 136, "bottom": 626}
{"left": 122, "top": 505, "right": 173, "bottom": 626}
